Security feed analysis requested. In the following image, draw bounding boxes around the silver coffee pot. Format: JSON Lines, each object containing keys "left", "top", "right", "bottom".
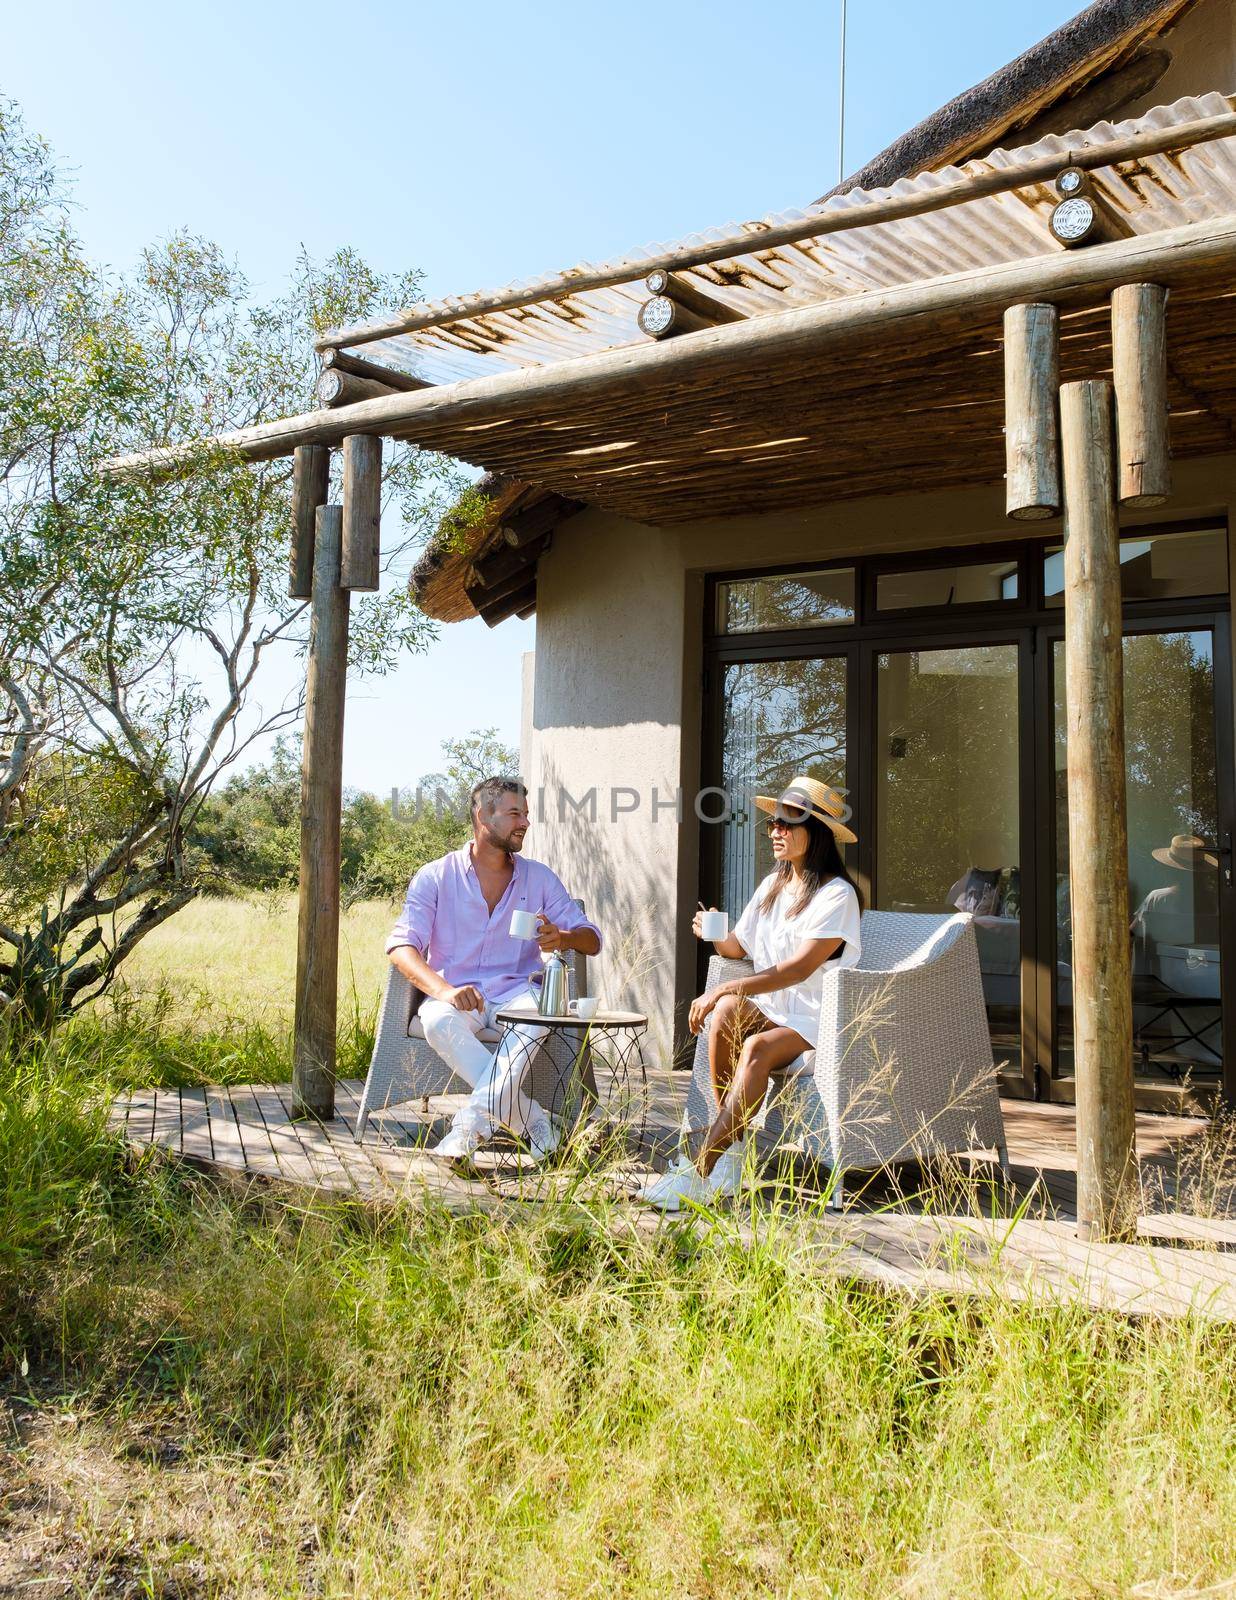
{"left": 534, "top": 948, "right": 571, "bottom": 1016}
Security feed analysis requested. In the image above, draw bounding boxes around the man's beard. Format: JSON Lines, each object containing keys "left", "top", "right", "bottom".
{"left": 490, "top": 826, "right": 526, "bottom": 856}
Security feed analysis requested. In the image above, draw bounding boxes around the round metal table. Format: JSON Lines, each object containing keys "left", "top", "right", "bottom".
{"left": 489, "top": 1007, "right": 649, "bottom": 1170}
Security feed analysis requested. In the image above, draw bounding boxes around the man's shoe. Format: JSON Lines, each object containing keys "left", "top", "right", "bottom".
{"left": 638, "top": 1159, "right": 712, "bottom": 1213}
{"left": 429, "top": 1124, "right": 484, "bottom": 1163}
{"left": 525, "top": 1111, "right": 563, "bottom": 1164}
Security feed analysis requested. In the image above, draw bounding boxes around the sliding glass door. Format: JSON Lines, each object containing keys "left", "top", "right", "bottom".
{"left": 1052, "top": 626, "right": 1227, "bottom": 1097}
{"left": 703, "top": 527, "right": 1234, "bottom": 1110}
{"left": 874, "top": 642, "right": 1025, "bottom": 1077}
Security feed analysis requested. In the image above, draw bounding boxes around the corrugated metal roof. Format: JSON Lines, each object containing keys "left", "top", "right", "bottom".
{"left": 364, "top": 92, "right": 1236, "bottom": 387}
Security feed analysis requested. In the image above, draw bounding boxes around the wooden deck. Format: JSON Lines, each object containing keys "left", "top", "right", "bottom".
{"left": 109, "top": 1075, "right": 1236, "bottom": 1321}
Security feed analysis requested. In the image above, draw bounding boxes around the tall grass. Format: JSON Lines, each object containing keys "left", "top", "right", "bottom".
{"left": 4, "top": 896, "right": 1236, "bottom": 1595}
{"left": 4, "top": 1021, "right": 1236, "bottom": 1596}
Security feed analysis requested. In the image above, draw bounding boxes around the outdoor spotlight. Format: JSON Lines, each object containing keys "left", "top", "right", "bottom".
{"left": 1049, "top": 168, "right": 1132, "bottom": 248}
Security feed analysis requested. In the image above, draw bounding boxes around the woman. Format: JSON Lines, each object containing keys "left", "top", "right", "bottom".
{"left": 642, "top": 774, "right": 861, "bottom": 1211}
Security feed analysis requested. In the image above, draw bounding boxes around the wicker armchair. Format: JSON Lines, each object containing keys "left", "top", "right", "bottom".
{"left": 355, "top": 905, "right": 590, "bottom": 1141}
{"left": 683, "top": 910, "right": 1007, "bottom": 1208}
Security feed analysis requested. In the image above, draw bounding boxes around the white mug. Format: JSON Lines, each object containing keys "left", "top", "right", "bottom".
{"left": 570, "top": 996, "right": 600, "bottom": 1021}
{"left": 510, "top": 908, "right": 539, "bottom": 939}
{"left": 699, "top": 909, "right": 728, "bottom": 941}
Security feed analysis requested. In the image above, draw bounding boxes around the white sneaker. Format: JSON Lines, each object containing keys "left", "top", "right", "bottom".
{"left": 707, "top": 1137, "right": 752, "bottom": 1200}
{"left": 430, "top": 1123, "right": 484, "bottom": 1162}
{"left": 639, "top": 1159, "right": 712, "bottom": 1213}
{"left": 524, "top": 1111, "right": 563, "bottom": 1164}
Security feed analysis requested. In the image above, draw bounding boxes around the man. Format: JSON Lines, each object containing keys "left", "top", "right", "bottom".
{"left": 386, "top": 775, "right": 602, "bottom": 1162}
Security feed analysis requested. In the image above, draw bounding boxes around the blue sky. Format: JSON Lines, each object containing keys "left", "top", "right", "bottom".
{"left": 7, "top": 0, "right": 1079, "bottom": 791}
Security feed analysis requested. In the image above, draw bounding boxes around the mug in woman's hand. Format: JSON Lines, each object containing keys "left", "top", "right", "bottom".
{"left": 698, "top": 909, "right": 728, "bottom": 941}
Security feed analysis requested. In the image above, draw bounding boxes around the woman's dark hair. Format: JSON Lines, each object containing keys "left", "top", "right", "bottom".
{"left": 760, "top": 814, "right": 864, "bottom": 916}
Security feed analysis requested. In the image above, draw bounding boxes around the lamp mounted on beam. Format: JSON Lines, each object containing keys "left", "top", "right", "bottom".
{"left": 1049, "top": 167, "right": 1133, "bottom": 249}
{"left": 638, "top": 269, "right": 744, "bottom": 339}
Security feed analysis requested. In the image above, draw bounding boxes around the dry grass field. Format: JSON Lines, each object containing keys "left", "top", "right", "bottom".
{"left": 120, "top": 892, "right": 396, "bottom": 1035}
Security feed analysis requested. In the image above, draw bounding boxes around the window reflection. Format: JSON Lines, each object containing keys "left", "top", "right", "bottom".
{"left": 716, "top": 569, "right": 855, "bottom": 633}
{"left": 1045, "top": 526, "right": 1227, "bottom": 605}
{"left": 876, "top": 559, "right": 1019, "bottom": 611}
{"left": 875, "top": 645, "right": 1021, "bottom": 1071}
{"left": 1054, "top": 630, "right": 1222, "bottom": 1082}
{"left": 720, "top": 658, "right": 848, "bottom": 911}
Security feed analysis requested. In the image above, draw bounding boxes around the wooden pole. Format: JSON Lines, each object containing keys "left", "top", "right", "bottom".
{"left": 317, "top": 368, "right": 399, "bottom": 408}
{"left": 341, "top": 435, "right": 382, "bottom": 591}
{"left": 289, "top": 444, "right": 329, "bottom": 600}
{"left": 1059, "top": 378, "right": 1137, "bottom": 1242}
{"left": 292, "top": 504, "right": 350, "bottom": 1120}
{"left": 313, "top": 100, "right": 1236, "bottom": 351}
{"left": 1111, "top": 282, "right": 1171, "bottom": 507}
{"left": 100, "top": 211, "right": 1236, "bottom": 480}
{"left": 1003, "top": 303, "right": 1059, "bottom": 520}
{"left": 320, "top": 345, "right": 429, "bottom": 391}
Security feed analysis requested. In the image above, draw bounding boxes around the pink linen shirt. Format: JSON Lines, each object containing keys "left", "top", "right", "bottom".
{"left": 386, "top": 842, "right": 602, "bottom": 1006}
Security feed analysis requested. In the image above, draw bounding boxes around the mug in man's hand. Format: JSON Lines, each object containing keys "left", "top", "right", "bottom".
{"left": 699, "top": 909, "right": 728, "bottom": 941}
{"left": 510, "top": 909, "right": 539, "bottom": 939}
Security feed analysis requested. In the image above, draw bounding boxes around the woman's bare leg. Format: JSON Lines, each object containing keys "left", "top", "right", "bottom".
{"left": 707, "top": 994, "right": 766, "bottom": 1104}
{"left": 698, "top": 1025, "right": 812, "bottom": 1177}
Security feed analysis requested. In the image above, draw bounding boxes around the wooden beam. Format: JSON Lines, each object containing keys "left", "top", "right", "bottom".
{"left": 293, "top": 504, "right": 350, "bottom": 1120}
{"left": 100, "top": 211, "right": 1236, "bottom": 479}
{"left": 320, "top": 346, "right": 429, "bottom": 392}
{"left": 466, "top": 560, "right": 543, "bottom": 612}
{"left": 317, "top": 369, "right": 399, "bottom": 407}
{"left": 314, "top": 100, "right": 1236, "bottom": 351}
{"left": 1059, "top": 378, "right": 1137, "bottom": 1243}
{"left": 639, "top": 270, "right": 743, "bottom": 338}
{"left": 1111, "top": 282, "right": 1171, "bottom": 507}
{"left": 1003, "top": 303, "right": 1059, "bottom": 521}
{"left": 341, "top": 435, "right": 381, "bottom": 591}
{"left": 499, "top": 494, "right": 578, "bottom": 549}
{"left": 289, "top": 444, "right": 329, "bottom": 599}
{"left": 472, "top": 531, "right": 552, "bottom": 588}
{"left": 1050, "top": 180, "right": 1134, "bottom": 249}
{"left": 478, "top": 575, "right": 535, "bottom": 627}
{"left": 645, "top": 269, "right": 743, "bottom": 323}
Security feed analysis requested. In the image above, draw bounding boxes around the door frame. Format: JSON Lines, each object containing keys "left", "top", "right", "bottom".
{"left": 700, "top": 527, "right": 1233, "bottom": 1111}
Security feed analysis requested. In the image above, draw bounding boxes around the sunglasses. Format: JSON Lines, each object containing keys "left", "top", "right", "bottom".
{"left": 765, "top": 814, "right": 808, "bottom": 836}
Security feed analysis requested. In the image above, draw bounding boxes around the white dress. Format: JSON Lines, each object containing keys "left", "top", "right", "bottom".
{"left": 731, "top": 873, "right": 862, "bottom": 1065}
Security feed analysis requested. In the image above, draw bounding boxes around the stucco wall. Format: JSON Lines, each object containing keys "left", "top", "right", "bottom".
{"left": 1132, "top": 0, "right": 1236, "bottom": 109}
{"left": 524, "top": 456, "right": 1236, "bottom": 1066}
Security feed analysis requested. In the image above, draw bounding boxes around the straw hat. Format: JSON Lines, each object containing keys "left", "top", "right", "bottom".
{"left": 753, "top": 775, "right": 856, "bottom": 844}
{"left": 1151, "top": 833, "right": 1218, "bottom": 870}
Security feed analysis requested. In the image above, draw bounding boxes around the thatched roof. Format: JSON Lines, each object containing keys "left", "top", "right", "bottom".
{"left": 818, "top": 0, "right": 1197, "bottom": 202}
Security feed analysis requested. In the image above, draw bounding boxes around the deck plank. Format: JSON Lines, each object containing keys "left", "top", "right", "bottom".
{"left": 111, "top": 1085, "right": 1236, "bottom": 1319}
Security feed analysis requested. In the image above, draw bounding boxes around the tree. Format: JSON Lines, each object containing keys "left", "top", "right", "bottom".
{"left": 0, "top": 97, "right": 460, "bottom": 1027}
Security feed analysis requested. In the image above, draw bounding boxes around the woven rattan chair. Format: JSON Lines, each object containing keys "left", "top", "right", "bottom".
{"left": 355, "top": 904, "right": 590, "bottom": 1141}
{"left": 682, "top": 910, "right": 1008, "bottom": 1209}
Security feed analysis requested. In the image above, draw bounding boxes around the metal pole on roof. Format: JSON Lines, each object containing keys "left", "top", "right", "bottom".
{"left": 838, "top": 0, "right": 848, "bottom": 185}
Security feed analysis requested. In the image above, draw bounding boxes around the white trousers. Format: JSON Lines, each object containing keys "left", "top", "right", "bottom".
{"left": 418, "top": 992, "right": 547, "bottom": 1137}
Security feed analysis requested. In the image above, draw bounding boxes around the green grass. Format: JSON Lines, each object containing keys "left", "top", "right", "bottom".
{"left": 3, "top": 898, "right": 1236, "bottom": 1596}
{"left": 118, "top": 889, "right": 393, "bottom": 1041}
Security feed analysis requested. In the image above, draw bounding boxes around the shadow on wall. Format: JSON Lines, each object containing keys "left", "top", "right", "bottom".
{"left": 537, "top": 750, "right": 683, "bottom": 1070}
